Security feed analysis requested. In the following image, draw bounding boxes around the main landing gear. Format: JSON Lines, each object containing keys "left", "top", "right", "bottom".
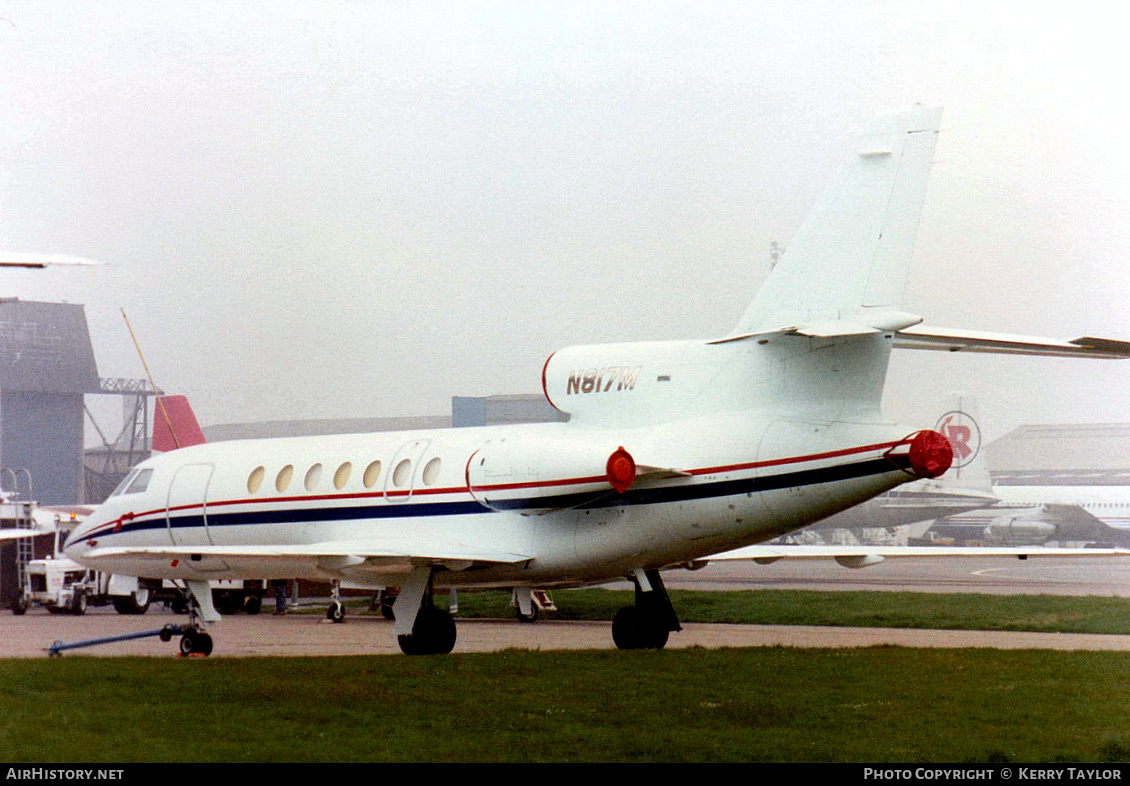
{"left": 394, "top": 569, "right": 456, "bottom": 655}
{"left": 175, "top": 580, "right": 219, "bottom": 657}
{"left": 612, "top": 569, "right": 682, "bottom": 650}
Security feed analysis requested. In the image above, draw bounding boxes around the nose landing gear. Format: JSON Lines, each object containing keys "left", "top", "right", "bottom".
{"left": 174, "top": 579, "right": 220, "bottom": 657}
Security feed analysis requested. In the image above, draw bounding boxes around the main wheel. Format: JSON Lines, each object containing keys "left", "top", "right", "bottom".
{"left": 612, "top": 606, "right": 642, "bottom": 649}
{"left": 419, "top": 607, "right": 456, "bottom": 654}
{"left": 612, "top": 606, "right": 669, "bottom": 650}
{"left": 397, "top": 607, "right": 456, "bottom": 655}
{"left": 11, "top": 593, "right": 27, "bottom": 615}
{"left": 326, "top": 601, "right": 346, "bottom": 623}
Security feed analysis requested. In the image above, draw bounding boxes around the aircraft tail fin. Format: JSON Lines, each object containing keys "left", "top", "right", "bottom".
{"left": 933, "top": 392, "right": 992, "bottom": 492}
{"left": 152, "top": 395, "right": 206, "bottom": 452}
{"left": 735, "top": 106, "right": 942, "bottom": 334}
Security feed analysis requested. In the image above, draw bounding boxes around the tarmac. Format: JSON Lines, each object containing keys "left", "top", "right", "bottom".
{"left": 5, "top": 606, "right": 1130, "bottom": 659}
{"left": 5, "top": 555, "right": 1130, "bottom": 659}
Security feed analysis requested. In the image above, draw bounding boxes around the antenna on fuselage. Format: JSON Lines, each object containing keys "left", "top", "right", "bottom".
{"left": 121, "top": 309, "right": 179, "bottom": 450}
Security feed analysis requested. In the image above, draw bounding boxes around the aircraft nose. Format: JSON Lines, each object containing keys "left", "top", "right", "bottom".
{"left": 62, "top": 524, "right": 91, "bottom": 560}
{"left": 61, "top": 530, "right": 79, "bottom": 558}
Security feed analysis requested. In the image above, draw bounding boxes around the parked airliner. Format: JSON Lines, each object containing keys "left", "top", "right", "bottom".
{"left": 931, "top": 485, "right": 1130, "bottom": 546}
{"left": 64, "top": 106, "right": 1130, "bottom": 655}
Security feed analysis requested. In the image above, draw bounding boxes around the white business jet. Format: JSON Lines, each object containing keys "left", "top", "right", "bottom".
{"left": 64, "top": 106, "right": 1130, "bottom": 655}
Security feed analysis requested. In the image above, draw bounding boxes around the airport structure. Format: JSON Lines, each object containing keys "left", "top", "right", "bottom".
{"left": 452, "top": 394, "right": 568, "bottom": 428}
{"left": 987, "top": 424, "right": 1130, "bottom": 486}
{"left": 0, "top": 299, "right": 99, "bottom": 506}
{"left": 0, "top": 299, "right": 159, "bottom": 606}
{"left": 0, "top": 299, "right": 159, "bottom": 507}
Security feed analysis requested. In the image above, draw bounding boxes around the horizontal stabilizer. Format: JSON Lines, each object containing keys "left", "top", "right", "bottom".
{"left": 893, "top": 326, "right": 1130, "bottom": 359}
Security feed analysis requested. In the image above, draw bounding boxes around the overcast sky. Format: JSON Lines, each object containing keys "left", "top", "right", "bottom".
{"left": 1, "top": 1, "right": 1128, "bottom": 447}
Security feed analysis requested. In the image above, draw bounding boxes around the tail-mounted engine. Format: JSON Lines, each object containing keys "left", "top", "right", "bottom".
{"left": 466, "top": 438, "right": 639, "bottom": 514}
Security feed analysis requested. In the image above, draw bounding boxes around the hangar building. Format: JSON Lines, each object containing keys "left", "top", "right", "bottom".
{"left": 987, "top": 424, "right": 1130, "bottom": 486}
{"left": 0, "top": 299, "right": 100, "bottom": 505}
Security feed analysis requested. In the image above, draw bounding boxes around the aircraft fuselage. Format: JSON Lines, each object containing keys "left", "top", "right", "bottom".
{"left": 65, "top": 411, "right": 930, "bottom": 591}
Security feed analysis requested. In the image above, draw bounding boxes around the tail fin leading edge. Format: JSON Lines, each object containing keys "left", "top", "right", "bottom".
{"left": 735, "top": 106, "right": 942, "bottom": 334}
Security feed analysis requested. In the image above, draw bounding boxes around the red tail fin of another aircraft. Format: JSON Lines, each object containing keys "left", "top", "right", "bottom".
{"left": 152, "top": 395, "right": 206, "bottom": 451}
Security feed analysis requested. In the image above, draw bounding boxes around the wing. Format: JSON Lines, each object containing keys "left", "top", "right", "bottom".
{"left": 0, "top": 528, "right": 52, "bottom": 541}
{"left": 0, "top": 252, "right": 105, "bottom": 268}
{"left": 702, "top": 543, "right": 1130, "bottom": 569}
{"left": 82, "top": 532, "right": 531, "bottom": 579}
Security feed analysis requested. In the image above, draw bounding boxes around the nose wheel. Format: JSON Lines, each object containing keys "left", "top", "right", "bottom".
{"left": 178, "top": 628, "right": 213, "bottom": 657}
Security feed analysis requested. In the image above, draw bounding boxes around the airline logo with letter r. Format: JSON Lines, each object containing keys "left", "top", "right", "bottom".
{"left": 567, "top": 366, "right": 642, "bottom": 395}
{"left": 935, "top": 411, "right": 981, "bottom": 469}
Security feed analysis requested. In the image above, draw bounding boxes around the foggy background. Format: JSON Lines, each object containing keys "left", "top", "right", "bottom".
{"left": 1, "top": 1, "right": 1127, "bottom": 445}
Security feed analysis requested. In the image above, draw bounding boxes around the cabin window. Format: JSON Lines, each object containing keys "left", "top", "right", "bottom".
{"left": 247, "top": 466, "right": 265, "bottom": 494}
{"left": 363, "top": 460, "right": 382, "bottom": 489}
{"left": 393, "top": 459, "right": 412, "bottom": 487}
{"left": 422, "top": 457, "right": 442, "bottom": 486}
{"left": 334, "top": 462, "right": 352, "bottom": 490}
{"left": 276, "top": 464, "right": 294, "bottom": 493}
{"left": 304, "top": 463, "right": 323, "bottom": 492}
{"left": 124, "top": 469, "right": 153, "bottom": 494}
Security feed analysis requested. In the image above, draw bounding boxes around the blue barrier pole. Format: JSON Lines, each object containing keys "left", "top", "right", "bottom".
{"left": 46, "top": 624, "right": 188, "bottom": 656}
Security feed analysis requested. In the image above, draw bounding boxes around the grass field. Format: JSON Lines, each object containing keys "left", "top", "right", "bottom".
{"left": 450, "top": 587, "right": 1130, "bottom": 635}
{"left": 4, "top": 590, "right": 1130, "bottom": 763}
{"left": 2, "top": 648, "right": 1129, "bottom": 763}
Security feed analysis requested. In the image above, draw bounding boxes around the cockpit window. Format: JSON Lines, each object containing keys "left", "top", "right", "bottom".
{"left": 109, "top": 470, "right": 138, "bottom": 497}
{"left": 124, "top": 469, "right": 153, "bottom": 494}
